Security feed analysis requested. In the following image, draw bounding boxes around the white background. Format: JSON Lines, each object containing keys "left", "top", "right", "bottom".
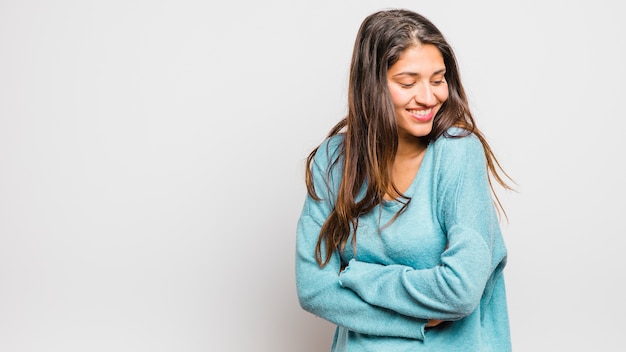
{"left": 1, "top": 0, "right": 624, "bottom": 351}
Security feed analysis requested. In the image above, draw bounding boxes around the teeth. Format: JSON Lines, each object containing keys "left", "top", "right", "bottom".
{"left": 408, "top": 108, "right": 432, "bottom": 116}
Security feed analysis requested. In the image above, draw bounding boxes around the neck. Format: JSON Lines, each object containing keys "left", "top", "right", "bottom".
{"left": 396, "top": 135, "right": 427, "bottom": 161}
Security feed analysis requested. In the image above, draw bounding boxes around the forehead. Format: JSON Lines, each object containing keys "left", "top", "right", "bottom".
{"left": 388, "top": 44, "right": 445, "bottom": 75}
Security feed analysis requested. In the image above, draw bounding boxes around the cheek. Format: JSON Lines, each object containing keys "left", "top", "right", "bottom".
{"left": 389, "top": 88, "right": 410, "bottom": 107}
{"left": 437, "top": 86, "right": 450, "bottom": 103}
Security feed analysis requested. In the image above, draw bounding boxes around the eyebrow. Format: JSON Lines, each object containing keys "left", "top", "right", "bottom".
{"left": 393, "top": 68, "right": 446, "bottom": 77}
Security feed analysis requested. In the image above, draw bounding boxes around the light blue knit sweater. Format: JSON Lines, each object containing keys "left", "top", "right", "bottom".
{"left": 295, "top": 129, "right": 511, "bottom": 352}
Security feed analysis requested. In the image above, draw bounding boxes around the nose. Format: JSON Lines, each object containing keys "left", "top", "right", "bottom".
{"left": 413, "top": 82, "right": 437, "bottom": 106}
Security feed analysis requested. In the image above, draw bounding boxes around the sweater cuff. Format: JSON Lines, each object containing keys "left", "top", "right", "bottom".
{"left": 338, "top": 258, "right": 361, "bottom": 287}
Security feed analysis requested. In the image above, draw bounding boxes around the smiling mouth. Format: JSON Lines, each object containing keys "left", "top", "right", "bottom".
{"left": 407, "top": 108, "right": 432, "bottom": 116}
{"left": 406, "top": 108, "right": 434, "bottom": 122}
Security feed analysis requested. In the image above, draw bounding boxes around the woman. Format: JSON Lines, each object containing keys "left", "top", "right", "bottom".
{"left": 295, "top": 8, "right": 514, "bottom": 352}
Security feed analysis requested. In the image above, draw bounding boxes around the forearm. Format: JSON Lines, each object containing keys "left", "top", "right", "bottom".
{"left": 338, "top": 224, "right": 494, "bottom": 320}
{"left": 296, "top": 214, "right": 427, "bottom": 340}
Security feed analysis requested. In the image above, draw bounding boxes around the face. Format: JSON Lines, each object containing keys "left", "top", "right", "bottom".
{"left": 387, "top": 44, "right": 449, "bottom": 140}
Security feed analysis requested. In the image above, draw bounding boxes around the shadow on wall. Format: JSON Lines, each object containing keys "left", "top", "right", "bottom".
{"left": 238, "top": 214, "right": 336, "bottom": 351}
{"left": 286, "top": 311, "right": 336, "bottom": 352}
{"left": 266, "top": 251, "right": 336, "bottom": 351}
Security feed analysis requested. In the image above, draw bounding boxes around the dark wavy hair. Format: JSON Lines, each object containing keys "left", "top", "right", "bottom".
{"left": 305, "top": 9, "right": 514, "bottom": 267}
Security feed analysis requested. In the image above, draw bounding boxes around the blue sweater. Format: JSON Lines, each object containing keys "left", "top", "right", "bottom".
{"left": 295, "top": 129, "right": 511, "bottom": 351}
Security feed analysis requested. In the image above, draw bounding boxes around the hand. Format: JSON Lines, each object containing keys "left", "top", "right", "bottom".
{"left": 426, "top": 319, "right": 444, "bottom": 328}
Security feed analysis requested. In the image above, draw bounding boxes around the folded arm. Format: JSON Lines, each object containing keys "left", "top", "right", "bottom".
{"left": 295, "top": 137, "right": 428, "bottom": 340}
{"left": 338, "top": 135, "right": 506, "bottom": 320}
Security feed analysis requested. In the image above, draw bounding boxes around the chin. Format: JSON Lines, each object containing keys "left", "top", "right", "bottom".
{"left": 414, "top": 125, "right": 434, "bottom": 137}
{"left": 397, "top": 120, "right": 434, "bottom": 139}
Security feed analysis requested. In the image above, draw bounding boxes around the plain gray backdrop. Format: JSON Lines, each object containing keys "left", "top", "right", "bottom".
{"left": 1, "top": 0, "right": 624, "bottom": 351}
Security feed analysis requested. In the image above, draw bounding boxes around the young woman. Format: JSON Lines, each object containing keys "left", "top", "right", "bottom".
{"left": 295, "top": 8, "right": 514, "bottom": 351}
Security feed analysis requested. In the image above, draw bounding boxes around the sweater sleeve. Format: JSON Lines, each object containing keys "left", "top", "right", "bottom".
{"left": 295, "top": 137, "right": 428, "bottom": 340}
{"left": 338, "top": 135, "right": 505, "bottom": 321}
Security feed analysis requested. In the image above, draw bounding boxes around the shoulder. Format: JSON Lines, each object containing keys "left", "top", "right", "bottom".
{"left": 313, "top": 134, "right": 344, "bottom": 168}
{"left": 430, "top": 127, "right": 485, "bottom": 164}
{"left": 308, "top": 134, "right": 345, "bottom": 198}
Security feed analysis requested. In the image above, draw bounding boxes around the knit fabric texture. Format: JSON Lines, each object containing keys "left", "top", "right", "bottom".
{"left": 296, "top": 128, "right": 511, "bottom": 352}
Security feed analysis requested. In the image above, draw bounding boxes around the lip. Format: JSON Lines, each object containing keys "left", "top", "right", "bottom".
{"left": 407, "top": 108, "right": 435, "bottom": 122}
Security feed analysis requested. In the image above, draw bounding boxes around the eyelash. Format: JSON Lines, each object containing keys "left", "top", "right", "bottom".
{"left": 400, "top": 80, "right": 445, "bottom": 88}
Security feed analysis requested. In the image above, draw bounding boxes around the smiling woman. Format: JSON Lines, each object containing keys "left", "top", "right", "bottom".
{"left": 386, "top": 44, "right": 449, "bottom": 198}
{"left": 387, "top": 44, "right": 448, "bottom": 140}
{"left": 295, "top": 8, "right": 515, "bottom": 351}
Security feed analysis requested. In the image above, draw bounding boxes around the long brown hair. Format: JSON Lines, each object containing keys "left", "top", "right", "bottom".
{"left": 305, "top": 9, "right": 514, "bottom": 267}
